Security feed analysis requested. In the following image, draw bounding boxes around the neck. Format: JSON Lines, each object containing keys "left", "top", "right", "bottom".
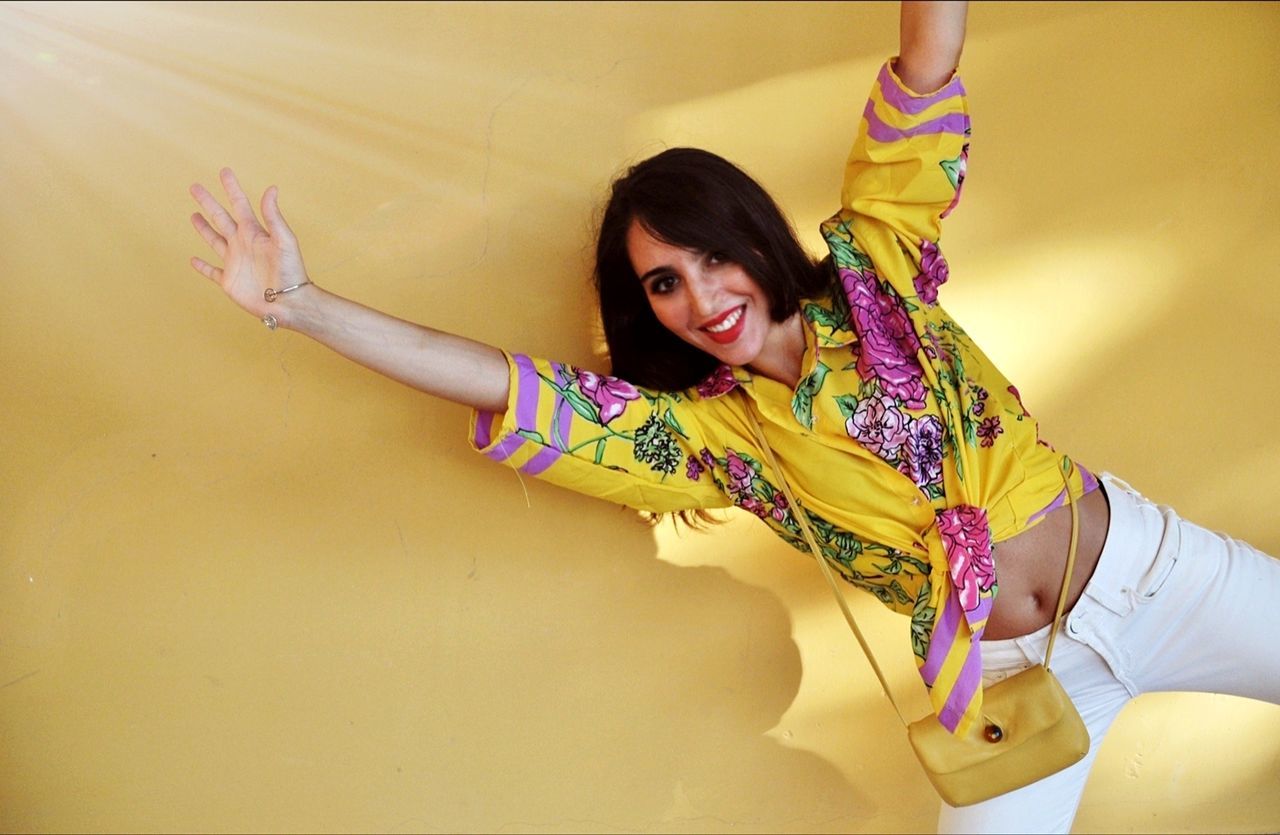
{"left": 746, "top": 312, "right": 806, "bottom": 389}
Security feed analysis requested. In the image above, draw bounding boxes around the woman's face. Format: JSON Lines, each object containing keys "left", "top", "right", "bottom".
{"left": 626, "top": 220, "right": 775, "bottom": 369}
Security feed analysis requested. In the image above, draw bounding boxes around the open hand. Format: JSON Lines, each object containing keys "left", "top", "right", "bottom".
{"left": 188, "top": 168, "right": 311, "bottom": 322}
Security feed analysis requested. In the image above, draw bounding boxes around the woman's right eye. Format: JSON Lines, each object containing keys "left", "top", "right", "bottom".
{"left": 650, "top": 275, "right": 677, "bottom": 295}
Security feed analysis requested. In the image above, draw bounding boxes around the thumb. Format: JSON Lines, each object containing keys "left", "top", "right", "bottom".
{"left": 260, "top": 185, "right": 296, "bottom": 243}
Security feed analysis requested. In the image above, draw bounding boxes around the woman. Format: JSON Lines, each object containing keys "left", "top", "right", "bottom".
{"left": 187, "top": 2, "right": 1279, "bottom": 832}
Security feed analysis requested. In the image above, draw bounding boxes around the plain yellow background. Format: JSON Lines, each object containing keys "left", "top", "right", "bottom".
{"left": 2, "top": 2, "right": 1278, "bottom": 832}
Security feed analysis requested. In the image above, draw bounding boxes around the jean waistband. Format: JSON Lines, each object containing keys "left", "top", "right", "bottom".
{"left": 1079, "top": 471, "right": 1176, "bottom": 617}
{"left": 979, "top": 471, "right": 1161, "bottom": 668}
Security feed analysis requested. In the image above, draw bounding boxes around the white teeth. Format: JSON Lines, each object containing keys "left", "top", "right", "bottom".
{"left": 706, "top": 306, "right": 743, "bottom": 333}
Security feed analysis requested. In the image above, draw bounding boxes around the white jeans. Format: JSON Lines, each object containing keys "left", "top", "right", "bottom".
{"left": 937, "top": 473, "right": 1280, "bottom": 834}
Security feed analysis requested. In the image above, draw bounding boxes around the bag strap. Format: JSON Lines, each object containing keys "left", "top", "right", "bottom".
{"left": 744, "top": 407, "right": 1080, "bottom": 727}
{"left": 1042, "top": 462, "right": 1081, "bottom": 671}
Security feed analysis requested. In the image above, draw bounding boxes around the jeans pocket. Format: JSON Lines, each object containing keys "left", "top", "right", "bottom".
{"left": 1137, "top": 554, "right": 1178, "bottom": 599}
{"left": 1135, "top": 520, "right": 1181, "bottom": 600}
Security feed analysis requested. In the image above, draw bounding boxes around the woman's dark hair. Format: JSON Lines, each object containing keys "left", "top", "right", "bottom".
{"left": 594, "top": 147, "right": 830, "bottom": 391}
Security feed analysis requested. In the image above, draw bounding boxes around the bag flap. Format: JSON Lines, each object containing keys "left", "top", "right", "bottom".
{"left": 907, "top": 666, "right": 1071, "bottom": 775}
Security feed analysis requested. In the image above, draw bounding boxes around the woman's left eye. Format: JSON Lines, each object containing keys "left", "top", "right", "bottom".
{"left": 707, "top": 251, "right": 729, "bottom": 265}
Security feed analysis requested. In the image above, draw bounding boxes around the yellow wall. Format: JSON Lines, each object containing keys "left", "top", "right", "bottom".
{"left": 2, "top": 2, "right": 1277, "bottom": 832}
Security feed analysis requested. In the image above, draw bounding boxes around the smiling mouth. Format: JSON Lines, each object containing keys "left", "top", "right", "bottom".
{"left": 701, "top": 305, "right": 746, "bottom": 344}
{"left": 703, "top": 305, "right": 744, "bottom": 333}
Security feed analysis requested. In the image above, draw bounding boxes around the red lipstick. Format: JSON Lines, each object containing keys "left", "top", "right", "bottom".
{"left": 701, "top": 305, "right": 746, "bottom": 345}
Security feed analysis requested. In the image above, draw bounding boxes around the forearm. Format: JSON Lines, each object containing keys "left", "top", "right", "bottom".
{"left": 897, "top": 0, "right": 968, "bottom": 94}
{"left": 282, "top": 286, "right": 511, "bottom": 413}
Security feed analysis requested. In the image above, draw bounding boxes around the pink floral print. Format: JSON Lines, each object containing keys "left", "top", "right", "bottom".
{"left": 913, "top": 240, "right": 949, "bottom": 305}
{"left": 847, "top": 394, "right": 912, "bottom": 458}
{"left": 936, "top": 505, "right": 995, "bottom": 613}
{"left": 1008, "top": 384, "right": 1030, "bottom": 418}
{"left": 976, "top": 416, "right": 1003, "bottom": 448}
{"left": 724, "top": 449, "right": 755, "bottom": 498}
{"left": 970, "top": 384, "right": 988, "bottom": 416}
{"left": 899, "top": 415, "right": 945, "bottom": 490}
{"left": 696, "top": 364, "right": 738, "bottom": 399}
{"left": 841, "top": 267, "right": 927, "bottom": 409}
{"left": 574, "top": 370, "right": 640, "bottom": 425}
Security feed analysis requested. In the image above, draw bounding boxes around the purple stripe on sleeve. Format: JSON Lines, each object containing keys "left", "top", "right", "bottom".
{"left": 936, "top": 637, "right": 984, "bottom": 733}
{"left": 863, "top": 98, "right": 969, "bottom": 143}
{"left": 876, "top": 63, "right": 965, "bottom": 116}
{"left": 485, "top": 433, "right": 526, "bottom": 465}
{"left": 473, "top": 411, "right": 495, "bottom": 449}
{"left": 521, "top": 445, "right": 562, "bottom": 477}
{"left": 512, "top": 354, "right": 541, "bottom": 432}
{"left": 920, "top": 589, "right": 961, "bottom": 686}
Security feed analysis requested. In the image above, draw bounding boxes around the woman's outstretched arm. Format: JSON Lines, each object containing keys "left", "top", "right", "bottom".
{"left": 896, "top": 0, "right": 968, "bottom": 94}
{"left": 188, "top": 168, "right": 511, "bottom": 414}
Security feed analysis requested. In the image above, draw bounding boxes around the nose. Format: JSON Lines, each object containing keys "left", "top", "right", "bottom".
{"left": 684, "top": 269, "right": 719, "bottom": 318}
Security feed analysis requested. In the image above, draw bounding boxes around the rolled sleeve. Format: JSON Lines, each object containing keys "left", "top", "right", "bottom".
{"left": 832, "top": 59, "right": 971, "bottom": 306}
{"left": 469, "top": 351, "right": 731, "bottom": 514}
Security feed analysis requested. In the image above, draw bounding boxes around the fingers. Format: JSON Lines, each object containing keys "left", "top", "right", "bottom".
{"left": 219, "top": 167, "right": 263, "bottom": 232}
{"left": 189, "top": 255, "right": 222, "bottom": 283}
{"left": 189, "top": 212, "right": 228, "bottom": 258}
{"left": 189, "top": 181, "right": 238, "bottom": 238}
{"left": 259, "top": 185, "right": 296, "bottom": 244}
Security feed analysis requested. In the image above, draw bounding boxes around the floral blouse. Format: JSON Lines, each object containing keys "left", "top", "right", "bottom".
{"left": 470, "top": 60, "right": 1096, "bottom": 737}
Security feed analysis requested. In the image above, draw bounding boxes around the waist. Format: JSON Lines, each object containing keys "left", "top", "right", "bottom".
{"left": 985, "top": 475, "right": 1111, "bottom": 640}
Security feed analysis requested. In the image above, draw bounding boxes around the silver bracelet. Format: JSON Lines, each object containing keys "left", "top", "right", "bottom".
{"left": 264, "top": 279, "right": 312, "bottom": 303}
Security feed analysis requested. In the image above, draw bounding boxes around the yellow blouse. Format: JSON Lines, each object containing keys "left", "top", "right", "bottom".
{"left": 470, "top": 59, "right": 1096, "bottom": 736}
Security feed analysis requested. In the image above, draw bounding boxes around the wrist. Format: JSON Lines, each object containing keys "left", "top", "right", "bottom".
{"left": 269, "top": 278, "right": 325, "bottom": 333}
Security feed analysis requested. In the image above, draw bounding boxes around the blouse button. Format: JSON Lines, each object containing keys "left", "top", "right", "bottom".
{"left": 983, "top": 724, "right": 1004, "bottom": 743}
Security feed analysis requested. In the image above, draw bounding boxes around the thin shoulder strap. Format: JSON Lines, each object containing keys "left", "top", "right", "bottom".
{"left": 745, "top": 408, "right": 909, "bottom": 726}
{"left": 1042, "top": 463, "right": 1081, "bottom": 670}
{"left": 744, "top": 407, "right": 1080, "bottom": 726}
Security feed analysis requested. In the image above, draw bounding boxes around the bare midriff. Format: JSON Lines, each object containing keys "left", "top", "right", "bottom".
{"left": 984, "top": 486, "right": 1112, "bottom": 641}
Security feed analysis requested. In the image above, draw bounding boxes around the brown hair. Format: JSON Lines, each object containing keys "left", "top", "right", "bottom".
{"left": 594, "top": 147, "right": 828, "bottom": 391}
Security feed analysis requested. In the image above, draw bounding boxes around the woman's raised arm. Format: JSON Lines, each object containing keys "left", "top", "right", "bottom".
{"left": 896, "top": 0, "right": 968, "bottom": 94}
{"left": 188, "top": 168, "right": 511, "bottom": 414}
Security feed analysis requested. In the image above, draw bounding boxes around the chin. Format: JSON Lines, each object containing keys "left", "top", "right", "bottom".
{"left": 703, "top": 336, "right": 763, "bottom": 368}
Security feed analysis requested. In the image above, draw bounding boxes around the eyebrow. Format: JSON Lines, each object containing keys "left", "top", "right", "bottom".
{"left": 637, "top": 265, "right": 672, "bottom": 284}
